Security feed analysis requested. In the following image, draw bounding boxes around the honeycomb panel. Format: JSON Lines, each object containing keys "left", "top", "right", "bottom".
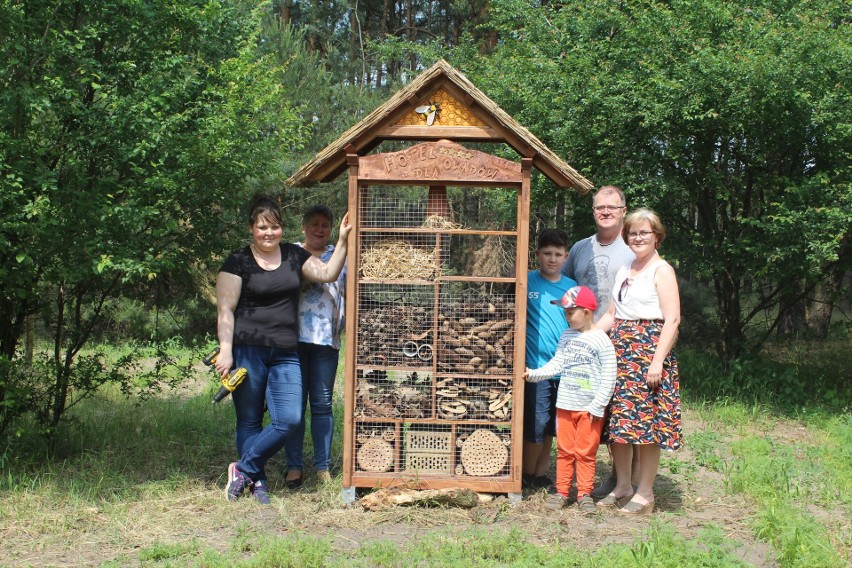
{"left": 396, "top": 88, "right": 487, "bottom": 127}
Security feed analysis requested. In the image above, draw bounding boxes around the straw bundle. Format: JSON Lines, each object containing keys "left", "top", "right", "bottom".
{"left": 361, "top": 240, "right": 437, "bottom": 280}
{"left": 421, "top": 214, "right": 461, "bottom": 230}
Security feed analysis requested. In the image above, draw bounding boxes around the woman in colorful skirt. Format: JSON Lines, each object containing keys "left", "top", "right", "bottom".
{"left": 595, "top": 208, "right": 682, "bottom": 515}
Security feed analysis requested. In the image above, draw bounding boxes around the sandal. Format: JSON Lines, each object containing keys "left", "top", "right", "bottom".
{"left": 285, "top": 471, "right": 303, "bottom": 489}
{"left": 595, "top": 493, "right": 633, "bottom": 509}
{"left": 618, "top": 497, "right": 654, "bottom": 515}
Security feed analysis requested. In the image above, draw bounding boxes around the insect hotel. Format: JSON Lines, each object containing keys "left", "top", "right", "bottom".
{"left": 287, "top": 60, "right": 592, "bottom": 502}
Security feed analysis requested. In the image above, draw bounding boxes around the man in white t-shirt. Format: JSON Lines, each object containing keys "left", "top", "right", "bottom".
{"left": 561, "top": 185, "right": 636, "bottom": 497}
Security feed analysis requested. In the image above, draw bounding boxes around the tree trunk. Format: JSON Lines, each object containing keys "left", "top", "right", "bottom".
{"left": 776, "top": 279, "right": 806, "bottom": 338}
{"left": 715, "top": 267, "right": 745, "bottom": 361}
{"left": 349, "top": 4, "right": 358, "bottom": 85}
{"left": 278, "top": 0, "right": 291, "bottom": 25}
{"left": 805, "top": 237, "right": 850, "bottom": 337}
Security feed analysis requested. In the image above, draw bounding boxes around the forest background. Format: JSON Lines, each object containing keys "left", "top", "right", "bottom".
{"left": 0, "top": 1, "right": 849, "bottom": 566}
{"left": 2, "top": 0, "right": 848, "bottom": 436}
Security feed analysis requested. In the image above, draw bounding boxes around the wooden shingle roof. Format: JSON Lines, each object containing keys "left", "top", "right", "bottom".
{"left": 286, "top": 59, "right": 593, "bottom": 192}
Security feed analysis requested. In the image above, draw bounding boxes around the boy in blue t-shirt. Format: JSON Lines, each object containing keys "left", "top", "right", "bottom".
{"left": 523, "top": 228, "right": 577, "bottom": 490}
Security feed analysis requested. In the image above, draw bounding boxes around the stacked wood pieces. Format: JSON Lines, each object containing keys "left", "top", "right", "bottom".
{"left": 357, "top": 306, "right": 432, "bottom": 366}
{"left": 360, "top": 239, "right": 437, "bottom": 280}
{"left": 436, "top": 377, "right": 512, "bottom": 421}
{"left": 458, "top": 429, "right": 509, "bottom": 476}
{"left": 437, "top": 301, "right": 515, "bottom": 375}
{"left": 355, "top": 370, "right": 433, "bottom": 419}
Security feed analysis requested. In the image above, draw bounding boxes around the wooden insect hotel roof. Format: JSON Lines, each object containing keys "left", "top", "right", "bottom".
{"left": 286, "top": 59, "right": 593, "bottom": 192}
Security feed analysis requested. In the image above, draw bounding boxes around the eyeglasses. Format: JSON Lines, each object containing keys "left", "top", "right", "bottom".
{"left": 593, "top": 205, "right": 625, "bottom": 212}
{"left": 626, "top": 230, "right": 655, "bottom": 241}
{"left": 618, "top": 278, "right": 632, "bottom": 302}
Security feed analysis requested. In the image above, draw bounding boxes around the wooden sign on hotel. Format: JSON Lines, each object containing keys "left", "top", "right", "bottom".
{"left": 358, "top": 140, "right": 522, "bottom": 185}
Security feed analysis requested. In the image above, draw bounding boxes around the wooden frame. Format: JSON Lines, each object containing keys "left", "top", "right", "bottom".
{"left": 341, "top": 141, "right": 531, "bottom": 496}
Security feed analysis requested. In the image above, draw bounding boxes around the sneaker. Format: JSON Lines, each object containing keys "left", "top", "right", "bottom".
{"left": 545, "top": 492, "right": 569, "bottom": 510}
{"left": 578, "top": 494, "right": 597, "bottom": 514}
{"left": 225, "top": 462, "right": 251, "bottom": 501}
{"left": 251, "top": 480, "right": 271, "bottom": 505}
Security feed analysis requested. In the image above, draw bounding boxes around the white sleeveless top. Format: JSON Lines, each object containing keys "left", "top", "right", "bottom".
{"left": 612, "top": 259, "right": 669, "bottom": 320}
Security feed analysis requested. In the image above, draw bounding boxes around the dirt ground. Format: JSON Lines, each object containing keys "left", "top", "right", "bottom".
{"left": 6, "top": 377, "right": 846, "bottom": 567}
{"left": 315, "top": 407, "right": 779, "bottom": 567}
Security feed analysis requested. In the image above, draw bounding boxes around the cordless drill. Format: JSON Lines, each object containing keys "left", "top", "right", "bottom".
{"left": 202, "top": 347, "right": 248, "bottom": 404}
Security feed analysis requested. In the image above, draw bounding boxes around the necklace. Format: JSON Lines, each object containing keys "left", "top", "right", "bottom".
{"left": 595, "top": 234, "right": 616, "bottom": 247}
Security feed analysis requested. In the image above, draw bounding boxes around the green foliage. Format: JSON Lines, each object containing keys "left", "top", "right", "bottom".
{"left": 678, "top": 346, "right": 850, "bottom": 412}
{"left": 0, "top": 0, "right": 312, "bottom": 436}
{"left": 448, "top": 0, "right": 852, "bottom": 359}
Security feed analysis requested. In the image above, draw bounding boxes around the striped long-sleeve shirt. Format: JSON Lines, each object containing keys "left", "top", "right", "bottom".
{"left": 526, "top": 328, "right": 617, "bottom": 417}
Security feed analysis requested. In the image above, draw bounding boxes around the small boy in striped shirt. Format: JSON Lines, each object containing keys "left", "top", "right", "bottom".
{"left": 524, "top": 285, "right": 617, "bottom": 513}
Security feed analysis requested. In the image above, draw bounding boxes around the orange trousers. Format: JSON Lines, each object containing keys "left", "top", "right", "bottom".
{"left": 555, "top": 409, "right": 604, "bottom": 498}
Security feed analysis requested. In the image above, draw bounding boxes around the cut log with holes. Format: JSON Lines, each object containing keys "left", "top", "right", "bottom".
{"left": 460, "top": 429, "right": 508, "bottom": 476}
{"left": 357, "top": 437, "right": 394, "bottom": 472}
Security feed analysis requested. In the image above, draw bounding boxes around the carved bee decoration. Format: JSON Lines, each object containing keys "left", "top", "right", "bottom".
{"left": 415, "top": 102, "right": 441, "bottom": 126}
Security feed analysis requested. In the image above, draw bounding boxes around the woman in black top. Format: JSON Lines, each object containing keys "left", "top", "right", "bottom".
{"left": 215, "top": 195, "right": 351, "bottom": 503}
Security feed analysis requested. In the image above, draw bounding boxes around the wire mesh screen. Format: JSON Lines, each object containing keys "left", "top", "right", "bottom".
{"left": 358, "top": 186, "right": 517, "bottom": 231}
{"left": 456, "top": 425, "right": 512, "bottom": 477}
{"left": 436, "top": 282, "right": 516, "bottom": 376}
{"left": 436, "top": 377, "right": 512, "bottom": 422}
{"left": 355, "top": 369, "right": 433, "bottom": 419}
{"left": 355, "top": 422, "right": 398, "bottom": 473}
{"left": 444, "top": 234, "right": 516, "bottom": 278}
{"left": 403, "top": 424, "right": 453, "bottom": 475}
{"left": 359, "top": 233, "right": 449, "bottom": 281}
{"left": 357, "top": 284, "right": 434, "bottom": 367}
{"left": 445, "top": 186, "right": 517, "bottom": 231}
{"left": 353, "top": 421, "right": 513, "bottom": 477}
{"left": 359, "top": 186, "right": 429, "bottom": 229}
{"left": 351, "top": 177, "right": 521, "bottom": 486}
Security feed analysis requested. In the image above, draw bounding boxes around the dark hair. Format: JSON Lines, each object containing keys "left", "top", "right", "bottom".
{"left": 537, "top": 228, "right": 570, "bottom": 250}
{"left": 248, "top": 194, "right": 282, "bottom": 227}
{"left": 302, "top": 204, "right": 334, "bottom": 225}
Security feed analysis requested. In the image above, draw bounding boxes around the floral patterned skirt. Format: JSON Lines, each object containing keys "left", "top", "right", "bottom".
{"left": 602, "top": 319, "right": 683, "bottom": 450}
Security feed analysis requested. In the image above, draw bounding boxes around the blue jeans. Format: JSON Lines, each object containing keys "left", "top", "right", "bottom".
{"left": 284, "top": 343, "right": 340, "bottom": 472}
{"left": 523, "top": 379, "right": 560, "bottom": 443}
{"left": 232, "top": 345, "right": 302, "bottom": 482}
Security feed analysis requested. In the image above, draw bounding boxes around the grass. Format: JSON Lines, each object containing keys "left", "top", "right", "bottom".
{"left": 1, "top": 340, "right": 850, "bottom": 567}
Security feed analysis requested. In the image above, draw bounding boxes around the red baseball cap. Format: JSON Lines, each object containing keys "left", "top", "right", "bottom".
{"left": 550, "top": 285, "right": 598, "bottom": 311}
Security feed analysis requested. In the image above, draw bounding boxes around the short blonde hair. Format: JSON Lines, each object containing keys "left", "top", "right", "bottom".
{"left": 623, "top": 208, "right": 666, "bottom": 244}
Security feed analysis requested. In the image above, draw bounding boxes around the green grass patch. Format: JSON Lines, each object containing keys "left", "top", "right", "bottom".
{"left": 126, "top": 523, "right": 753, "bottom": 567}
{"left": 2, "top": 341, "right": 850, "bottom": 568}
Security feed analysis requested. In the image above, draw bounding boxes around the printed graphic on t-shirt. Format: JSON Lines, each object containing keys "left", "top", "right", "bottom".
{"left": 559, "top": 338, "right": 598, "bottom": 392}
